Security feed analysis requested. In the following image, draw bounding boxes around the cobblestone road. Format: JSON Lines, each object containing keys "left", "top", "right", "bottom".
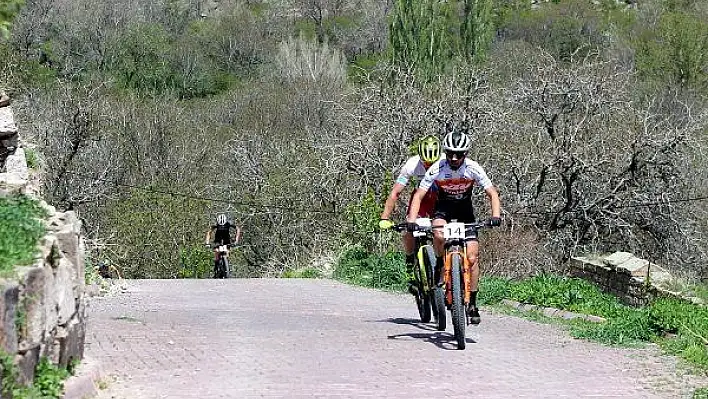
{"left": 85, "top": 279, "right": 705, "bottom": 398}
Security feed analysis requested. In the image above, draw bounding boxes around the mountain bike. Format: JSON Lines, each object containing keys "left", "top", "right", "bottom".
{"left": 433, "top": 220, "right": 492, "bottom": 350}
{"left": 393, "top": 219, "right": 446, "bottom": 331}
{"left": 210, "top": 243, "right": 235, "bottom": 279}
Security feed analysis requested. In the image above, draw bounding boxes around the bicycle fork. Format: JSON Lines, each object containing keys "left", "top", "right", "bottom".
{"left": 444, "top": 248, "right": 472, "bottom": 306}
{"left": 416, "top": 244, "right": 431, "bottom": 292}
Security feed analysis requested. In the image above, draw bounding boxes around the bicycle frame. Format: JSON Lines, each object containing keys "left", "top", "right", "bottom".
{"left": 437, "top": 221, "right": 488, "bottom": 308}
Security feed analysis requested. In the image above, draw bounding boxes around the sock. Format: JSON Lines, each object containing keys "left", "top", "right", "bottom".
{"left": 470, "top": 291, "right": 478, "bottom": 308}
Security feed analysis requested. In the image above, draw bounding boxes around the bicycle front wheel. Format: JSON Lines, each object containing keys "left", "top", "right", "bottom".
{"left": 414, "top": 259, "right": 432, "bottom": 323}
{"left": 451, "top": 253, "right": 466, "bottom": 349}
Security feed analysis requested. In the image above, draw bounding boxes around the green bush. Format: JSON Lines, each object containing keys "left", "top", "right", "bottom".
{"left": 177, "top": 245, "right": 213, "bottom": 279}
{"left": 0, "top": 196, "right": 47, "bottom": 273}
{"left": 333, "top": 245, "right": 406, "bottom": 291}
{"left": 498, "top": 0, "right": 607, "bottom": 62}
{"left": 633, "top": 11, "right": 708, "bottom": 91}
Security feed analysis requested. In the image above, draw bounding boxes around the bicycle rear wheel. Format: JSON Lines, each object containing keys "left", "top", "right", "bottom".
{"left": 217, "top": 258, "right": 227, "bottom": 279}
{"left": 451, "top": 254, "right": 466, "bottom": 349}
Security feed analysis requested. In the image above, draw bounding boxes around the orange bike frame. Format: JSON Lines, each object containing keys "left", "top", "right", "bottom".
{"left": 443, "top": 245, "right": 472, "bottom": 306}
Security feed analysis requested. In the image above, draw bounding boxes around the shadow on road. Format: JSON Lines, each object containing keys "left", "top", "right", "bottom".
{"left": 387, "top": 332, "right": 476, "bottom": 350}
{"left": 368, "top": 317, "right": 438, "bottom": 332}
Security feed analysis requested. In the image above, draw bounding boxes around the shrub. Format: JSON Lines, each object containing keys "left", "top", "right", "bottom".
{"left": 333, "top": 245, "right": 406, "bottom": 291}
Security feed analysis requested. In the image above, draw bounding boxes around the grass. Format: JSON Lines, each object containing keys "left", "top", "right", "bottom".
{"left": 281, "top": 267, "right": 323, "bottom": 278}
{"left": 0, "top": 195, "right": 47, "bottom": 273}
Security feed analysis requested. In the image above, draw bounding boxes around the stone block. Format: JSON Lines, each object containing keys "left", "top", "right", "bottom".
{"left": 16, "top": 345, "right": 39, "bottom": 385}
{"left": 0, "top": 106, "right": 17, "bottom": 135}
{"left": 0, "top": 283, "right": 19, "bottom": 354}
{"left": 0, "top": 91, "right": 9, "bottom": 107}
{"left": 649, "top": 271, "right": 672, "bottom": 285}
{"left": 4, "top": 147, "right": 28, "bottom": 178}
{"left": 59, "top": 317, "right": 86, "bottom": 368}
{"left": 617, "top": 257, "right": 649, "bottom": 275}
{"left": 56, "top": 229, "right": 81, "bottom": 270}
{"left": 19, "top": 267, "right": 48, "bottom": 349}
{"left": 43, "top": 262, "right": 58, "bottom": 330}
{"left": 603, "top": 251, "right": 634, "bottom": 267}
{"left": 55, "top": 259, "right": 77, "bottom": 325}
{"left": 0, "top": 171, "right": 28, "bottom": 195}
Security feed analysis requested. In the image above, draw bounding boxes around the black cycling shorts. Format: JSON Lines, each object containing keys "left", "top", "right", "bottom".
{"left": 433, "top": 200, "right": 479, "bottom": 241}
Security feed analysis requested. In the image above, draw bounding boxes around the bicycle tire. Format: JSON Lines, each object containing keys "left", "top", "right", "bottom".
{"left": 217, "top": 258, "right": 227, "bottom": 279}
{"left": 224, "top": 257, "right": 231, "bottom": 278}
{"left": 422, "top": 246, "right": 444, "bottom": 327}
{"left": 414, "top": 259, "right": 432, "bottom": 323}
{"left": 433, "top": 286, "right": 446, "bottom": 331}
{"left": 451, "top": 253, "right": 466, "bottom": 349}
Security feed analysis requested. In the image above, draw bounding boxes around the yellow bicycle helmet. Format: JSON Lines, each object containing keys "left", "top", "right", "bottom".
{"left": 418, "top": 134, "right": 441, "bottom": 165}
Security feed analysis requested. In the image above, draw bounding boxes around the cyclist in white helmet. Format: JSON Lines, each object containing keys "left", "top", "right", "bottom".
{"left": 205, "top": 213, "right": 242, "bottom": 272}
{"left": 407, "top": 127, "right": 501, "bottom": 324}
{"left": 379, "top": 134, "right": 442, "bottom": 295}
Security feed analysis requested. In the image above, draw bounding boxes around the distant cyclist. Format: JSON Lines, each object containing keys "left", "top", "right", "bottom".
{"left": 204, "top": 213, "right": 242, "bottom": 273}
{"left": 407, "top": 127, "right": 501, "bottom": 325}
{"left": 379, "top": 134, "right": 441, "bottom": 295}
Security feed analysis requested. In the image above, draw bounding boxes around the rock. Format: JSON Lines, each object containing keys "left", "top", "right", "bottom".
{"left": 55, "top": 258, "right": 77, "bottom": 324}
{"left": 603, "top": 251, "right": 634, "bottom": 267}
{"left": 0, "top": 91, "right": 9, "bottom": 107}
{"left": 19, "top": 267, "right": 49, "bottom": 349}
{"left": 0, "top": 171, "right": 28, "bottom": 195}
{"left": 16, "top": 346, "right": 40, "bottom": 385}
{"left": 0, "top": 283, "right": 20, "bottom": 354}
{"left": 4, "top": 147, "right": 28, "bottom": 178}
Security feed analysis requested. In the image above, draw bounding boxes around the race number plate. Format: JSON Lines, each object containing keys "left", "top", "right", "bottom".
{"left": 218, "top": 245, "right": 228, "bottom": 253}
{"left": 443, "top": 222, "right": 465, "bottom": 240}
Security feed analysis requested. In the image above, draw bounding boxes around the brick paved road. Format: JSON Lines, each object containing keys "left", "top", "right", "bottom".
{"left": 85, "top": 279, "right": 705, "bottom": 398}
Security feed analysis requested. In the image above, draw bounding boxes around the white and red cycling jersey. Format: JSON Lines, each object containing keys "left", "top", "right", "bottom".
{"left": 419, "top": 158, "right": 493, "bottom": 203}
{"left": 395, "top": 155, "right": 439, "bottom": 218}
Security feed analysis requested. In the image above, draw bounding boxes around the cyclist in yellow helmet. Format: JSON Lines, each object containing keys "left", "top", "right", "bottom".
{"left": 379, "top": 134, "right": 442, "bottom": 295}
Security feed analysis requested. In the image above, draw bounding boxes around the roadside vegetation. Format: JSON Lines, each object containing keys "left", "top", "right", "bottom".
{"left": 0, "top": 195, "right": 46, "bottom": 273}
{"left": 332, "top": 252, "right": 708, "bottom": 373}
{"left": 0, "top": 0, "right": 705, "bottom": 282}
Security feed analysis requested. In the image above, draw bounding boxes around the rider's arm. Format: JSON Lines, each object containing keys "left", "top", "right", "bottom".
{"left": 407, "top": 160, "right": 439, "bottom": 223}
{"left": 406, "top": 187, "right": 429, "bottom": 223}
{"left": 485, "top": 186, "right": 501, "bottom": 218}
{"left": 204, "top": 228, "right": 214, "bottom": 245}
{"left": 233, "top": 225, "right": 242, "bottom": 244}
{"left": 380, "top": 183, "right": 406, "bottom": 220}
{"left": 382, "top": 157, "right": 418, "bottom": 220}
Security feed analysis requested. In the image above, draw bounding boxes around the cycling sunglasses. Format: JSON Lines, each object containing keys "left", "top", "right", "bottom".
{"left": 445, "top": 150, "right": 467, "bottom": 159}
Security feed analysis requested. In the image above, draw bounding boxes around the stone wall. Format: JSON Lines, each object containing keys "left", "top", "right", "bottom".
{"left": 570, "top": 251, "right": 704, "bottom": 307}
{"left": 0, "top": 91, "right": 87, "bottom": 389}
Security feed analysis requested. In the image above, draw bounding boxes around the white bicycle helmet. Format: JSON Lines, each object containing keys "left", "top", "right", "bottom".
{"left": 442, "top": 131, "right": 471, "bottom": 152}
{"left": 216, "top": 213, "right": 227, "bottom": 226}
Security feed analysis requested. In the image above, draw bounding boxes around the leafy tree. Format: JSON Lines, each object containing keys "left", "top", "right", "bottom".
{"left": 634, "top": 11, "right": 708, "bottom": 91}
{"left": 0, "top": 0, "right": 23, "bottom": 38}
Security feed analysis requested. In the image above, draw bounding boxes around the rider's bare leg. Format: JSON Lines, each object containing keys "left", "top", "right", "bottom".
{"left": 465, "top": 240, "right": 481, "bottom": 324}
{"left": 402, "top": 232, "right": 417, "bottom": 293}
{"left": 466, "top": 240, "right": 480, "bottom": 293}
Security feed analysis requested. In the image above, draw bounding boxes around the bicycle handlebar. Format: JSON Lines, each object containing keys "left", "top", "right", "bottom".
{"left": 392, "top": 220, "right": 493, "bottom": 233}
